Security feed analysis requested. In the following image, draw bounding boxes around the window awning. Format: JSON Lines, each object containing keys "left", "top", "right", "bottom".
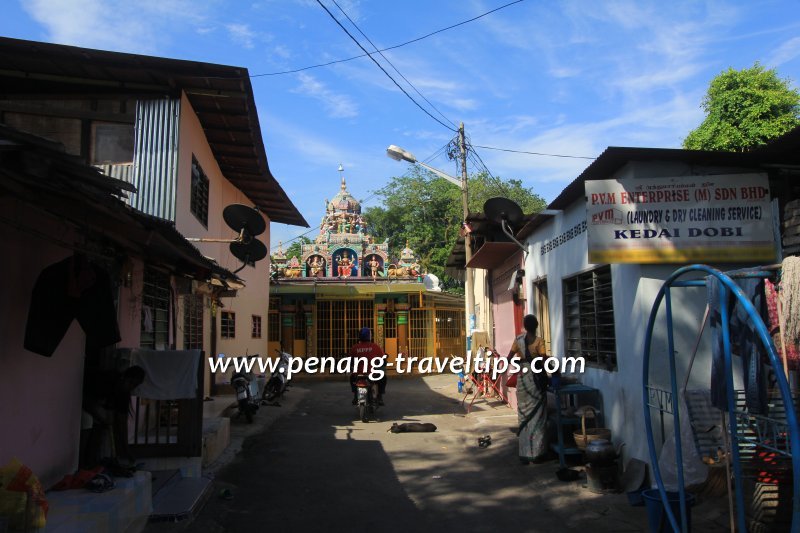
{"left": 466, "top": 242, "right": 522, "bottom": 270}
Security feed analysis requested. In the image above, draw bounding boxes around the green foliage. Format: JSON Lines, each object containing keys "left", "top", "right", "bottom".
{"left": 285, "top": 236, "right": 311, "bottom": 260}
{"left": 683, "top": 62, "right": 800, "bottom": 151}
{"left": 365, "top": 167, "right": 546, "bottom": 292}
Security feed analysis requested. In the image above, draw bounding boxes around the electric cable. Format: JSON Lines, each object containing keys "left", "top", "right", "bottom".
{"left": 250, "top": 0, "right": 525, "bottom": 78}
{"left": 471, "top": 144, "right": 596, "bottom": 159}
{"left": 315, "top": 0, "right": 457, "bottom": 132}
{"left": 331, "top": 0, "right": 457, "bottom": 129}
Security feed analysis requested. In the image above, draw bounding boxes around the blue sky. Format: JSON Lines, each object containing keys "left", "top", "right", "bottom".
{"left": 2, "top": 0, "right": 800, "bottom": 250}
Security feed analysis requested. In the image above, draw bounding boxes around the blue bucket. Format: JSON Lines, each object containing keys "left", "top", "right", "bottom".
{"left": 641, "top": 489, "right": 695, "bottom": 532}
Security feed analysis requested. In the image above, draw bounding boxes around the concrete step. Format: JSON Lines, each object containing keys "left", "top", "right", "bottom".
{"left": 149, "top": 477, "right": 212, "bottom": 523}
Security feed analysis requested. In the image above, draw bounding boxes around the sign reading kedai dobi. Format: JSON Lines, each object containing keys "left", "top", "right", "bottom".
{"left": 585, "top": 174, "right": 775, "bottom": 264}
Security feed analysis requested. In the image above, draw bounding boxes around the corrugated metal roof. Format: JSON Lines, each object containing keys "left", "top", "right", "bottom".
{"left": 0, "top": 36, "right": 308, "bottom": 227}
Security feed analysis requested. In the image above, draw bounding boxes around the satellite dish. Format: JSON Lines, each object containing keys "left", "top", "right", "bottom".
{"left": 482, "top": 197, "right": 526, "bottom": 253}
{"left": 230, "top": 239, "right": 267, "bottom": 264}
{"left": 223, "top": 204, "right": 266, "bottom": 237}
{"left": 484, "top": 197, "right": 524, "bottom": 226}
{"left": 187, "top": 204, "right": 268, "bottom": 274}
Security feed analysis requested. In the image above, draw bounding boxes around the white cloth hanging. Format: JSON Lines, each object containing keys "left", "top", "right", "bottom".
{"left": 130, "top": 349, "right": 201, "bottom": 400}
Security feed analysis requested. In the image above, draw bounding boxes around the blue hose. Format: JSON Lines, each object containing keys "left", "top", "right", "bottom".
{"left": 642, "top": 265, "right": 799, "bottom": 533}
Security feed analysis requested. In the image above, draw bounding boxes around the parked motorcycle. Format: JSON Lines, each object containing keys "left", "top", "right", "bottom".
{"left": 353, "top": 374, "right": 379, "bottom": 422}
{"left": 231, "top": 366, "right": 259, "bottom": 423}
{"left": 261, "top": 349, "right": 293, "bottom": 405}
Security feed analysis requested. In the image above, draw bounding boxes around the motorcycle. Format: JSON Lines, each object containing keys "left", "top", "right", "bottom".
{"left": 231, "top": 363, "right": 259, "bottom": 423}
{"left": 261, "top": 349, "right": 293, "bottom": 405}
{"left": 353, "top": 373, "right": 379, "bottom": 423}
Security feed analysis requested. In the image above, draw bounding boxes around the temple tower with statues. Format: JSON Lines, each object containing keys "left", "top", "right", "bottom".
{"left": 273, "top": 166, "right": 422, "bottom": 281}
{"left": 268, "top": 166, "right": 464, "bottom": 366}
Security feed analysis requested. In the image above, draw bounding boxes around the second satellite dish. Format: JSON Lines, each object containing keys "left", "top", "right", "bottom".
{"left": 230, "top": 239, "right": 267, "bottom": 264}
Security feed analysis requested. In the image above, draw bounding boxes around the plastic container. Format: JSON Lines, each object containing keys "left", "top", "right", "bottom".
{"left": 641, "top": 489, "right": 695, "bottom": 532}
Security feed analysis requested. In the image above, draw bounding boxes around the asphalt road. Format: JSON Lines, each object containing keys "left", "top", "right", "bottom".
{"left": 161, "top": 374, "right": 729, "bottom": 533}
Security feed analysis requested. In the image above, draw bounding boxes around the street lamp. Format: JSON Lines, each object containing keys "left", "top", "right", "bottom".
{"left": 386, "top": 123, "right": 476, "bottom": 349}
{"left": 386, "top": 145, "right": 462, "bottom": 188}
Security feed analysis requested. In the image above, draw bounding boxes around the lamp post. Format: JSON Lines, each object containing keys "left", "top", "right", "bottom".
{"left": 387, "top": 123, "right": 476, "bottom": 348}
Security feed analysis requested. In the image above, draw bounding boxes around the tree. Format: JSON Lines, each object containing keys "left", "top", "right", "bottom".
{"left": 285, "top": 236, "right": 311, "bottom": 260}
{"left": 683, "top": 62, "right": 800, "bottom": 152}
{"left": 364, "top": 167, "right": 546, "bottom": 293}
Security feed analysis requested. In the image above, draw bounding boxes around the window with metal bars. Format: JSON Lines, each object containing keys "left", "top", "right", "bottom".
{"left": 252, "top": 315, "right": 262, "bottom": 338}
{"left": 268, "top": 312, "right": 280, "bottom": 342}
{"left": 221, "top": 311, "right": 236, "bottom": 339}
{"left": 563, "top": 265, "right": 616, "bottom": 370}
{"left": 268, "top": 298, "right": 280, "bottom": 342}
{"left": 190, "top": 156, "right": 209, "bottom": 227}
{"left": 409, "top": 308, "right": 430, "bottom": 358}
{"left": 183, "top": 294, "right": 204, "bottom": 350}
{"left": 294, "top": 308, "right": 306, "bottom": 340}
{"left": 384, "top": 311, "right": 397, "bottom": 339}
{"left": 316, "top": 299, "right": 373, "bottom": 357}
{"left": 434, "top": 309, "right": 465, "bottom": 358}
{"left": 141, "top": 268, "right": 170, "bottom": 349}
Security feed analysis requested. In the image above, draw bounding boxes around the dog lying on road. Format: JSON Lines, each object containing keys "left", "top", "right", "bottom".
{"left": 388, "top": 422, "right": 437, "bottom": 433}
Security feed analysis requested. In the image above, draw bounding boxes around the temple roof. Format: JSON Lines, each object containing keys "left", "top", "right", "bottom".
{"left": 328, "top": 175, "right": 361, "bottom": 214}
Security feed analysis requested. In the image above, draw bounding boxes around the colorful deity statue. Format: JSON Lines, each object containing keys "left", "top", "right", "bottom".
{"left": 338, "top": 251, "right": 353, "bottom": 277}
{"left": 293, "top": 166, "right": 390, "bottom": 280}
{"left": 367, "top": 255, "right": 381, "bottom": 280}
{"left": 307, "top": 255, "right": 324, "bottom": 277}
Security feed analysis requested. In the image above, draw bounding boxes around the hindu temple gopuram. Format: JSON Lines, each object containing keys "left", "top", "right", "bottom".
{"left": 268, "top": 167, "right": 465, "bottom": 363}
{"left": 271, "top": 170, "right": 422, "bottom": 281}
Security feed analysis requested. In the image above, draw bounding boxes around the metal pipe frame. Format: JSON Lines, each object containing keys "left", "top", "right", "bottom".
{"left": 642, "top": 264, "right": 800, "bottom": 533}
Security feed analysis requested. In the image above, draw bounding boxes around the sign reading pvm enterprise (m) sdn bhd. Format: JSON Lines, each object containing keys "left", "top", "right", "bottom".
{"left": 585, "top": 174, "right": 775, "bottom": 264}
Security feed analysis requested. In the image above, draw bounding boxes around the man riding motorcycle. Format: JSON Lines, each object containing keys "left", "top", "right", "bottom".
{"left": 348, "top": 327, "right": 386, "bottom": 406}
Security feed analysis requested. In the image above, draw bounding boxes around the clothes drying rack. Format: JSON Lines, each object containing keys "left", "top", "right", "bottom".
{"left": 642, "top": 264, "right": 799, "bottom": 533}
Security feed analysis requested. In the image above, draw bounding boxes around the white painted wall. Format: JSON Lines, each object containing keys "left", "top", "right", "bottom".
{"left": 525, "top": 160, "right": 755, "bottom": 465}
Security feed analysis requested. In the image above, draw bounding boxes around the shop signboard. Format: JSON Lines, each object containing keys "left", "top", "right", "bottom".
{"left": 585, "top": 174, "right": 775, "bottom": 263}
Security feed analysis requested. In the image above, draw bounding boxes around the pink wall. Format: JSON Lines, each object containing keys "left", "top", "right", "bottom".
{"left": 174, "top": 93, "right": 271, "bottom": 363}
{"left": 491, "top": 255, "right": 524, "bottom": 411}
{"left": 0, "top": 199, "right": 145, "bottom": 487}
{"left": 0, "top": 202, "right": 85, "bottom": 487}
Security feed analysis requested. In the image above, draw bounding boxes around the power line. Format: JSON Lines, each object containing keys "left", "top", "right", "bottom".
{"left": 316, "top": 0, "right": 456, "bottom": 132}
{"left": 471, "top": 144, "right": 596, "bottom": 159}
{"left": 331, "top": 0, "right": 457, "bottom": 129}
{"left": 251, "top": 0, "right": 525, "bottom": 78}
{"left": 273, "top": 144, "right": 448, "bottom": 253}
{"left": 467, "top": 149, "right": 512, "bottom": 197}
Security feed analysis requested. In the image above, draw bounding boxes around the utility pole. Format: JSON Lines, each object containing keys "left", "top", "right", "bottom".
{"left": 458, "top": 123, "right": 475, "bottom": 346}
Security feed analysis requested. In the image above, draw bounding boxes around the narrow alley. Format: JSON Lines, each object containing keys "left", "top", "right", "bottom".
{"left": 150, "top": 375, "right": 730, "bottom": 533}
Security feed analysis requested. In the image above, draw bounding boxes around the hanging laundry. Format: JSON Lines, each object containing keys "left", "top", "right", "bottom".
{"left": 707, "top": 274, "right": 769, "bottom": 414}
{"left": 780, "top": 256, "right": 800, "bottom": 345}
{"left": 141, "top": 305, "right": 154, "bottom": 334}
{"left": 129, "top": 349, "right": 201, "bottom": 400}
{"left": 24, "top": 253, "right": 121, "bottom": 357}
{"left": 766, "top": 278, "right": 800, "bottom": 367}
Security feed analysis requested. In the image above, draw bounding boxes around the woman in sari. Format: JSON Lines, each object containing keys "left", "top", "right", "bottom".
{"left": 509, "top": 314, "right": 551, "bottom": 464}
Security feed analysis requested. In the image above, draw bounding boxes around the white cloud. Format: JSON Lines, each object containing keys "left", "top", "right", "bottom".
{"left": 273, "top": 44, "right": 292, "bottom": 59}
{"left": 767, "top": 36, "right": 800, "bottom": 68}
{"left": 22, "top": 0, "right": 210, "bottom": 53}
{"left": 293, "top": 73, "right": 358, "bottom": 118}
{"left": 225, "top": 23, "right": 257, "bottom": 49}
{"left": 262, "top": 111, "right": 348, "bottom": 163}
